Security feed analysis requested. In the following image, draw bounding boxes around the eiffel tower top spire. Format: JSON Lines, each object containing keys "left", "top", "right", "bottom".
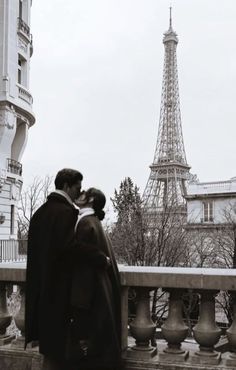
{"left": 143, "top": 9, "right": 190, "bottom": 215}
{"left": 169, "top": 6, "right": 172, "bottom": 29}
{"left": 163, "top": 6, "right": 178, "bottom": 43}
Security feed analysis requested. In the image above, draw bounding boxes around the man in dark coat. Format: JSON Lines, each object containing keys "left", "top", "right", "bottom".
{"left": 25, "top": 169, "right": 109, "bottom": 370}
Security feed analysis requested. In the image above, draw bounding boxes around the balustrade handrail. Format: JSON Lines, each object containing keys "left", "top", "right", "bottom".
{"left": 119, "top": 265, "right": 236, "bottom": 291}
{"left": 1, "top": 264, "right": 236, "bottom": 289}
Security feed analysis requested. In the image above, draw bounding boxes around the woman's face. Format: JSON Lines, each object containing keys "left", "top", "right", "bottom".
{"left": 76, "top": 191, "right": 92, "bottom": 208}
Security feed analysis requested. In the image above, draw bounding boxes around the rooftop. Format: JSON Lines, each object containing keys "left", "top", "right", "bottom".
{"left": 187, "top": 177, "right": 236, "bottom": 196}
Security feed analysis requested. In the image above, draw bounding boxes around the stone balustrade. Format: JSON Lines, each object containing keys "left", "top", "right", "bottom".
{"left": 1, "top": 263, "right": 236, "bottom": 369}
{"left": 120, "top": 266, "right": 236, "bottom": 369}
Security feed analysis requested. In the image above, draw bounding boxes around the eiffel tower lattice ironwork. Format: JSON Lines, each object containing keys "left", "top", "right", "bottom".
{"left": 143, "top": 8, "right": 190, "bottom": 217}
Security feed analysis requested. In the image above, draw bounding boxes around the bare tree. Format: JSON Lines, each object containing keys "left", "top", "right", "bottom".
{"left": 214, "top": 202, "right": 236, "bottom": 268}
{"left": 18, "top": 175, "right": 53, "bottom": 240}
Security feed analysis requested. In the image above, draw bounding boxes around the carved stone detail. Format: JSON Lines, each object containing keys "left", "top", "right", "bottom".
{"left": 0, "top": 169, "right": 7, "bottom": 189}
{"left": 0, "top": 107, "right": 15, "bottom": 130}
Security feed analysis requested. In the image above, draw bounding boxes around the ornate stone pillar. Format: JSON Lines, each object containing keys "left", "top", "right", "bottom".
{"left": 127, "top": 287, "right": 157, "bottom": 359}
{"left": 226, "top": 292, "right": 236, "bottom": 366}
{"left": 160, "top": 289, "right": 188, "bottom": 362}
{"left": 0, "top": 282, "right": 13, "bottom": 345}
{"left": 192, "top": 290, "right": 221, "bottom": 365}
{"left": 11, "top": 283, "right": 25, "bottom": 348}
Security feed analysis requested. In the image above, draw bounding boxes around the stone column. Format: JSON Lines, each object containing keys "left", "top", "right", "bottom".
{"left": 0, "top": 282, "right": 13, "bottom": 345}
{"left": 160, "top": 289, "right": 188, "bottom": 362}
{"left": 226, "top": 292, "right": 236, "bottom": 366}
{"left": 127, "top": 287, "right": 157, "bottom": 359}
{"left": 192, "top": 290, "right": 221, "bottom": 365}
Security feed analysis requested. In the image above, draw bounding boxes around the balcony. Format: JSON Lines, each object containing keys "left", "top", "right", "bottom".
{"left": 0, "top": 265, "right": 236, "bottom": 369}
{"left": 17, "top": 84, "right": 33, "bottom": 105}
{"left": 17, "top": 18, "right": 30, "bottom": 41}
{"left": 0, "top": 240, "right": 26, "bottom": 263}
{"left": 6, "top": 159, "right": 22, "bottom": 176}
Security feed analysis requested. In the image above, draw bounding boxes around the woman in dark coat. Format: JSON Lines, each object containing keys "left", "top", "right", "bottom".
{"left": 68, "top": 188, "right": 121, "bottom": 370}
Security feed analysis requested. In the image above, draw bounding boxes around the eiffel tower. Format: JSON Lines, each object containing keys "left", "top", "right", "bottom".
{"left": 143, "top": 8, "right": 190, "bottom": 217}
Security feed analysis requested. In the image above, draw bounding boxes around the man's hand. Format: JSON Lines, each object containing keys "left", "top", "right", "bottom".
{"left": 106, "top": 256, "right": 111, "bottom": 267}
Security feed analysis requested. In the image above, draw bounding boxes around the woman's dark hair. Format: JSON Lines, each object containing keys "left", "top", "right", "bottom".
{"left": 54, "top": 168, "right": 83, "bottom": 189}
{"left": 86, "top": 188, "right": 106, "bottom": 220}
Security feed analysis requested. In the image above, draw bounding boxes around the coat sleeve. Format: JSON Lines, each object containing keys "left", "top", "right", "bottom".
{"left": 74, "top": 218, "right": 109, "bottom": 268}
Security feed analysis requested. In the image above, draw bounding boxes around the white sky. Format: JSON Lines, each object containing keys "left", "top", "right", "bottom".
{"left": 23, "top": 0, "right": 236, "bottom": 218}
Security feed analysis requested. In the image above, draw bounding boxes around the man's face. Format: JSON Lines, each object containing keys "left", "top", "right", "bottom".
{"left": 65, "top": 180, "right": 82, "bottom": 202}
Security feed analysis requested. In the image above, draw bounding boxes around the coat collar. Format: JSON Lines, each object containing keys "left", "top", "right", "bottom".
{"left": 52, "top": 189, "right": 74, "bottom": 205}
{"left": 47, "top": 191, "right": 76, "bottom": 209}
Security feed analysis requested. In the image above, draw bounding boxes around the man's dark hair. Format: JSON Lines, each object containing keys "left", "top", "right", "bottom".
{"left": 54, "top": 168, "right": 83, "bottom": 189}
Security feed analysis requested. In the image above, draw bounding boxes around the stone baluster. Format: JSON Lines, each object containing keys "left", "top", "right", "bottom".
{"left": 127, "top": 287, "right": 157, "bottom": 359}
{"left": 192, "top": 290, "right": 221, "bottom": 365}
{"left": 160, "top": 289, "right": 188, "bottom": 362}
{"left": 11, "top": 283, "right": 25, "bottom": 349}
{"left": 226, "top": 291, "right": 236, "bottom": 366}
{"left": 0, "top": 282, "right": 13, "bottom": 345}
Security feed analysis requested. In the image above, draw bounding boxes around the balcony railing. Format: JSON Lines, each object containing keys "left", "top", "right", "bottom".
{"left": 0, "top": 240, "right": 27, "bottom": 263}
{"left": 0, "top": 265, "right": 236, "bottom": 369}
{"left": 17, "top": 84, "right": 33, "bottom": 105}
{"left": 30, "top": 34, "right": 33, "bottom": 57}
{"left": 17, "top": 17, "right": 30, "bottom": 39}
{"left": 7, "top": 158, "right": 22, "bottom": 176}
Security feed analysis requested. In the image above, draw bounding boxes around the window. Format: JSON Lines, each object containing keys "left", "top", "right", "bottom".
{"left": 18, "top": 55, "right": 27, "bottom": 86}
{"left": 203, "top": 201, "right": 213, "bottom": 222}
{"left": 10, "top": 205, "right": 15, "bottom": 235}
{"left": 18, "top": 58, "right": 22, "bottom": 84}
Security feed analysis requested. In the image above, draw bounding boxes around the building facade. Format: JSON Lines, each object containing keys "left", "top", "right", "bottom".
{"left": 0, "top": 0, "right": 34, "bottom": 240}
{"left": 186, "top": 177, "right": 236, "bottom": 227}
{"left": 185, "top": 178, "right": 236, "bottom": 268}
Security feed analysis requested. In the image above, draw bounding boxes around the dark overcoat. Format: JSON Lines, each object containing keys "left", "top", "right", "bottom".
{"left": 70, "top": 214, "right": 121, "bottom": 369}
{"left": 25, "top": 193, "right": 108, "bottom": 360}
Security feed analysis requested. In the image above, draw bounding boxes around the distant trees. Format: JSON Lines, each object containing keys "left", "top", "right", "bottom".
{"left": 110, "top": 177, "right": 191, "bottom": 340}
{"left": 214, "top": 203, "right": 236, "bottom": 268}
{"left": 144, "top": 199, "right": 189, "bottom": 268}
{"left": 110, "top": 177, "right": 188, "bottom": 268}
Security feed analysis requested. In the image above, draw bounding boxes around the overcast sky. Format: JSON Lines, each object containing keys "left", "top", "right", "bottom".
{"left": 22, "top": 0, "right": 236, "bottom": 217}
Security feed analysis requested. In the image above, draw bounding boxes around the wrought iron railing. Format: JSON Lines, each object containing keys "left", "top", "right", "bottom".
{"left": 7, "top": 159, "right": 22, "bottom": 176}
{"left": 17, "top": 17, "right": 30, "bottom": 38}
